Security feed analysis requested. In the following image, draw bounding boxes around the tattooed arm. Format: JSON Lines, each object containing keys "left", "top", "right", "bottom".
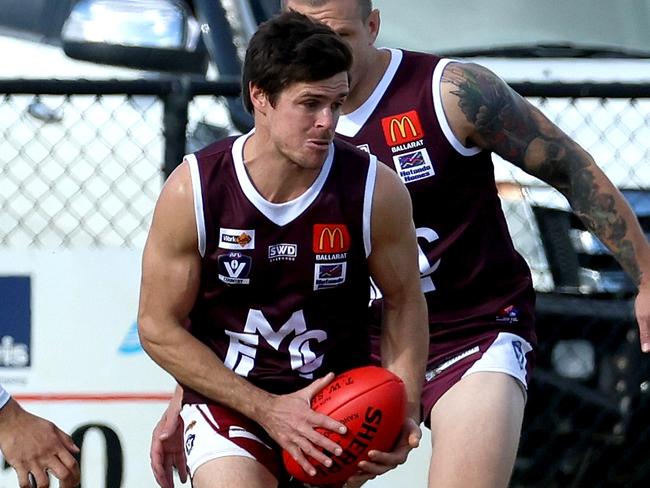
{"left": 440, "top": 61, "right": 650, "bottom": 352}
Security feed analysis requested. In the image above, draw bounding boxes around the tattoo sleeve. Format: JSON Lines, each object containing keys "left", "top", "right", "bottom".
{"left": 442, "top": 63, "right": 644, "bottom": 286}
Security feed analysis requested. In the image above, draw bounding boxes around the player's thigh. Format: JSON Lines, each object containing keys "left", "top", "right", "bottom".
{"left": 193, "top": 455, "right": 278, "bottom": 488}
{"left": 181, "top": 403, "right": 284, "bottom": 487}
{"left": 428, "top": 371, "right": 525, "bottom": 488}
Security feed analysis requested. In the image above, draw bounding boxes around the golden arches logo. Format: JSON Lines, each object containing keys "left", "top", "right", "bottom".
{"left": 319, "top": 227, "right": 344, "bottom": 251}
{"left": 389, "top": 116, "right": 419, "bottom": 143}
{"left": 313, "top": 224, "right": 350, "bottom": 253}
{"left": 381, "top": 110, "right": 424, "bottom": 147}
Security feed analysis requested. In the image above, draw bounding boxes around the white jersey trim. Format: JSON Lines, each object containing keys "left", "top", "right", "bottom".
{"left": 336, "top": 48, "right": 402, "bottom": 137}
{"left": 0, "top": 384, "right": 10, "bottom": 410}
{"left": 363, "top": 155, "right": 378, "bottom": 258}
{"left": 186, "top": 153, "right": 207, "bottom": 257}
{"left": 232, "top": 132, "right": 334, "bottom": 227}
{"left": 432, "top": 58, "right": 482, "bottom": 157}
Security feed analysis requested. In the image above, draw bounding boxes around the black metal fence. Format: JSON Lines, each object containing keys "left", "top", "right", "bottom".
{"left": 1, "top": 78, "right": 649, "bottom": 486}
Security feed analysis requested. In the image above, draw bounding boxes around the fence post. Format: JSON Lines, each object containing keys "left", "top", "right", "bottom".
{"left": 163, "top": 77, "right": 192, "bottom": 178}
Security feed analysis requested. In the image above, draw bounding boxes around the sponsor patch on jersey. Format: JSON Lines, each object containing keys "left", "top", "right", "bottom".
{"left": 357, "top": 144, "right": 370, "bottom": 153}
{"left": 314, "top": 262, "right": 347, "bottom": 290}
{"left": 393, "top": 149, "right": 434, "bottom": 184}
{"left": 381, "top": 110, "right": 424, "bottom": 147}
{"left": 496, "top": 305, "right": 520, "bottom": 324}
{"left": 219, "top": 228, "right": 255, "bottom": 250}
{"left": 313, "top": 224, "right": 350, "bottom": 254}
{"left": 218, "top": 252, "right": 252, "bottom": 285}
{"left": 268, "top": 243, "right": 297, "bottom": 262}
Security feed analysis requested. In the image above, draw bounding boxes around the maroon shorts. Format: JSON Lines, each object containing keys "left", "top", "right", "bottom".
{"left": 419, "top": 330, "right": 535, "bottom": 426}
{"left": 370, "top": 323, "right": 536, "bottom": 427}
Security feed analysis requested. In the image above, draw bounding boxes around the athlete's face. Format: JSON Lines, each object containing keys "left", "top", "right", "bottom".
{"left": 252, "top": 72, "right": 349, "bottom": 169}
{"left": 284, "top": 0, "right": 380, "bottom": 96}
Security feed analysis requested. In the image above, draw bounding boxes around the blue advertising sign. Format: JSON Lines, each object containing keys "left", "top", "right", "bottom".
{"left": 0, "top": 276, "right": 31, "bottom": 368}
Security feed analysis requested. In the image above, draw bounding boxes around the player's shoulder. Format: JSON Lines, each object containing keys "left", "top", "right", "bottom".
{"left": 194, "top": 135, "right": 239, "bottom": 163}
{"left": 332, "top": 137, "right": 370, "bottom": 159}
{"left": 441, "top": 58, "right": 504, "bottom": 85}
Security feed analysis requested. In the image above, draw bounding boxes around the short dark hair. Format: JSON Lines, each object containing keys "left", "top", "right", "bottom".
{"left": 281, "top": 0, "right": 373, "bottom": 20}
{"left": 242, "top": 10, "right": 352, "bottom": 113}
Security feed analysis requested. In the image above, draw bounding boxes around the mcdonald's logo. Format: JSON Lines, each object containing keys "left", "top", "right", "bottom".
{"left": 313, "top": 224, "right": 350, "bottom": 253}
{"left": 381, "top": 110, "right": 424, "bottom": 147}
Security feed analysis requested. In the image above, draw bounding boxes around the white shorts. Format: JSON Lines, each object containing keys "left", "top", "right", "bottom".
{"left": 422, "top": 331, "right": 534, "bottom": 424}
{"left": 180, "top": 403, "right": 282, "bottom": 480}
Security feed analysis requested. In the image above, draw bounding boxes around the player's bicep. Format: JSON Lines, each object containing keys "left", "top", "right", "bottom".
{"left": 441, "top": 62, "right": 586, "bottom": 189}
{"left": 139, "top": 162, "right": 201, "bottom": 327}
{"left": 367, "top": 164, "right": 421, "bottom": 305}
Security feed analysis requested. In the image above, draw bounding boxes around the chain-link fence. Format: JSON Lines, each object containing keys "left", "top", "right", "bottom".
{"left": 1, "top": 79, "right": 649, "bottom": 486}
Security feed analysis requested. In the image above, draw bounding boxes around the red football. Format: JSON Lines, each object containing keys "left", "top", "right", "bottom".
{"left": 282, "top": 365, "right": 406, "bottom": 485}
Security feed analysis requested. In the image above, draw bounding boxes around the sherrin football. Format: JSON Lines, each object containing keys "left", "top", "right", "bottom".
{"left": 282, "top": 365, "right": 406, "bottom": 485}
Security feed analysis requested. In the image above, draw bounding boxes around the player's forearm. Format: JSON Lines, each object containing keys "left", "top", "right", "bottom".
{"left": 567, "top": 165, "right": 650, "bottom": 288}
{"left": 380, "top": 295, "right": 428, "bottom": 421}
{"left": 0, "top": 397, "right": 21, "bottom": 437}
{"left": 138, "top": 317, "right": 272, "bottom": 419}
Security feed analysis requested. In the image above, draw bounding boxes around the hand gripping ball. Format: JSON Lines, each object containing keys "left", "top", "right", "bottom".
{"left": 282, "top": 366, "right": 406, "bottom": 485}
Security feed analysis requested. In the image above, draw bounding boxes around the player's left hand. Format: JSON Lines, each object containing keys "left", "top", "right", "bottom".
{"left": 636, "top": 284, "right": 650, "bottom": 353}
{"left": 150, "top": 397, "right": 187, "bottom": 488}
{"left": 343, "top": 416, "right": 421, "bottom": 486}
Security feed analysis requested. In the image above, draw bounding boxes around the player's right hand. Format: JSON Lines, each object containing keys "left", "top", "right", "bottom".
{"left": 256, "top": 373, "right": 347, "bottom": 477}
{"left": 150, "top": 402, "right": 188, "bottom": 488}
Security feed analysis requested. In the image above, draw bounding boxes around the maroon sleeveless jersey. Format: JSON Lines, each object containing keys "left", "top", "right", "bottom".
{"left": 182, "top": 134, "right": 377, "bottom": 403}
{"left": 336, "top": 49, "right": 536, "bottom": 343}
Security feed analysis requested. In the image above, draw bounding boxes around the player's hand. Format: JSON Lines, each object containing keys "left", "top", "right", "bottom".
{"left": 150, "top": 398, "right": 187, "bottom": 488}
{"left": 344, "top": 416, "right": 421, "bottom": 486}
{"left": 256, "top": 372, "right": 347, "bottom": 477}
{"left": 0, "top": 399, "right": 80, "bottom": 488}
{"left": 636, "top": 285, "right": 650, "bottom": 352}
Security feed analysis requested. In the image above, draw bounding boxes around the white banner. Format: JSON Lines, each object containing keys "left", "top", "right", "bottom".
{"left": 0, "top": 249, "right": 182, "bottom": 487}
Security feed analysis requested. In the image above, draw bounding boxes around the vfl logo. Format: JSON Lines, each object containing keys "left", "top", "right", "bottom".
{"left": 219, "top": 228, "right": 255, "bottom": 250}
{"left": 313, "top": 224, "right": 350, "bottom": 253}
{"left": 381, "top": 110, "right": 423, "bottom": 146}
{"left": 218, "top": 252, "right": 252, "bottom": 285}
{"left": 268, "top": 243, "right": 297, "bottom": 262}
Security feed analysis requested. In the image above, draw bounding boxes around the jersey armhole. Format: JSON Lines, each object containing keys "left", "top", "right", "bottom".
{"left": 432, "top": 58, "right": 482, "bottom": 157}
{"left": 185, "top": 153, "right": 207, "bottom": 257}
{"left": 363, "top": 155, "right": 378, "bottom": 258}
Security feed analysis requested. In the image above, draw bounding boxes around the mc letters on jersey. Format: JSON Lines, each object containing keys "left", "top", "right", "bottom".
{"left": 223, "top": 309, "right": 328, "bottom": 379}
